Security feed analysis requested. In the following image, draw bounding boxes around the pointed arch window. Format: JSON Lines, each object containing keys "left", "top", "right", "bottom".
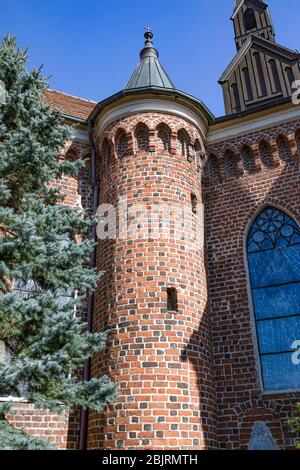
{"left": 243, "top": 67, "right": 254, "bottom": 101}
{"left": 231, "top": 83, "right": 241, "bottom": 113}
{"left": 247, "top": 207, "right": 300, "bottom": 392}
{"left": 244, "top": 8, "right": 257, "bottom": 31}
{"left": 285, "top": 67, "right": 295, "bottom": 89}
{"left": 269, "top": 59, "right": 282, "bottom": 93}
{"left": 135, "top": 124, "right": 150, "bottom": 152}
{"left": 254, "top": 53, "right": 267, "bottom": 97}
{"left": 177, "top": 129, "right": 191, "bottom": 160}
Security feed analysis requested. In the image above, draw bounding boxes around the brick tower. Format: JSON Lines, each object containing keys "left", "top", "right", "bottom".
{"left": 87, "top": 30, "right": 218, "bottom": 450}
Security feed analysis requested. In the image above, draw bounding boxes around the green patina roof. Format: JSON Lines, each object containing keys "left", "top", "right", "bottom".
{"left": 125, "top": 29, "right": 175, "bottom": 90}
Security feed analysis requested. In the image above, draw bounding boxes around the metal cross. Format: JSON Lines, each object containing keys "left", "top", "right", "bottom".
{"left": 144, "top": 26, "right": 153, "bottom": 34}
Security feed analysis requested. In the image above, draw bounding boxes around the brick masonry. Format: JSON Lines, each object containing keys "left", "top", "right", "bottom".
{"left": 205, "top": 118, "right": 300, "bottom": 449}
{"left": 88, "top": 112, "right": 218, "bottom": 450}
{"left": 3, "top": 101, "right": 300, "bottom": 450}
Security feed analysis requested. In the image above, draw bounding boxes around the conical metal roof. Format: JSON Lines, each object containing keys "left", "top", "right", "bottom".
{"left": 125, "top": 29, "right": 175, "bottom": 90}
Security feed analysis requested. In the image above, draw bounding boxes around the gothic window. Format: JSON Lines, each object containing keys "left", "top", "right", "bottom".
{"left": 157, "top": 124, "right": 171, "bottom": 153}
{"left": 243, "top": 68, "right": 254, "bottom": 101}
{"left": 277, "top": 135, "right": 292, "bottom": 162}
{"left": 259, "top": 140, "right": 275, "bottom": 168}
{"left": 254, "top": 53, "right": 267, "bottom": 97}
{"left": 269, "top": 59, "right": 282, "bottom": 93}
{"left": 241, "top": 145, "right": 256, "bottom": 173}
{"left": 247, "top": 207, "right": 300, "bottom": 391}
{"left": 115, "top": 130, "right": 128, "bottom": 158}
{"left": 244, "top": 8, "right": 257, "bottom": 31}
{"left": 135, "top": 124, "right": 150, "bottom": 152}
{"left": 231, "top": 83, "right": 241, "bottom": 112}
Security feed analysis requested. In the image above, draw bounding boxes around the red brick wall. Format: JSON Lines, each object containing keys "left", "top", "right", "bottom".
{"left": 6, "top": 403, "right": 69, "bottom": 448}
{"left": 5, "top": 111, "right": 300, "bottom": 450}
{"left": 88, "top": 112, "right": 218, "bottom": 450}
{"left": 205, "top": 118, "right": 300, "bottom": 449}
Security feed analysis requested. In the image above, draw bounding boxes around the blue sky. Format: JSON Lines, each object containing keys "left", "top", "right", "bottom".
{"left": 1, "top": 0, "right": 299, "bottom": 116}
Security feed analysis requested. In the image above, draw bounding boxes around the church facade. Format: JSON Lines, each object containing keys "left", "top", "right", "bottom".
{"left": 6, "top": 0, "right": 300, "bottom": 450}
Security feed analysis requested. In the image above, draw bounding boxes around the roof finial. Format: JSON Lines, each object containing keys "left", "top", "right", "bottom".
{"left": 144, "top": 26, "right": 154, "bottom": 47}
{"left": 139, "top": 27, "right": 158, "bottom": 60}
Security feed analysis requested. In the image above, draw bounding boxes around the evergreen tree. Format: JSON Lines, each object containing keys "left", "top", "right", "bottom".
{"left": 289, "top": 404, "right": 300, "bottom": 449}
{"left": 0, "top": 35, "right": 116, "bottom": 449}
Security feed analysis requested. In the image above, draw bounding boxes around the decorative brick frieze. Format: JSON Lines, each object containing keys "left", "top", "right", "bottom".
{"left": 205, "top": 119, "right": 300, "bottom": 186}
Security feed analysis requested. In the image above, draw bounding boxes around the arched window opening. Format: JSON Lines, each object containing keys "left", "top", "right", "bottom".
{"left": 224, "top": 150, "right": 239, "bottom": 177}
{"left": 102, "top": 139, "right": 111, "bottom": 165}
{"left": 269, "top": 59, "right": 282, "bottom": 93}
{"left": 177, "top": 129, "right": 191, "bottom": 159}
{"left": 247, "top": 207, "right": 300, "bottom": 391}
{"left": 231, "top": 84, "right": 241, "bottom": 112}
{"left": 244, "top": 8, "right": 257, "bottom": 31}
{"left": 259, "top": 140, "right": 274, "bottom": 168}
{"left": 135, "top": 125, "right": 150, "bottom": 152}
{"left": 167, "top": 287, "right": 178, "bottom": 312}
{"left": 243, "top": 68, "right": 254, "bottom": 101}
{"left": 254, "top": 53, "right": 267, "bottom": 97}
{"left": 277, "top": 135, "right": 292, "bottom": 162}
{"left": 157, "top": 124, "right": 171, "bottom": 153}
{"left": 194, "top": 139, "right": 203, "bottom": 170}
{"left": 115, "top": 130, "right": 128, "bottom": 158}
{"left": 191, "top": 193, "right": 197, "bottom": 215}
{"left": 286, "top": 67, "right": 295, "bottom": 89}
{"left": 241, "top": 145, "right": 256, "bottom": 173}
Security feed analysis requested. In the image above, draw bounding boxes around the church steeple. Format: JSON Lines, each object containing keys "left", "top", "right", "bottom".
{"left": 232, "top": 0, "right": 275, "bottom": 50}
{"left": 125, "top": 29, "right": 175, "bottom": 90}
{"left": 219, "top": 0, "right": 300, "bottom": 115}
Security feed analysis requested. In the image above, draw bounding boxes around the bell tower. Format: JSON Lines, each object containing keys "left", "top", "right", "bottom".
{"left": 232, "top": 0, "right": 275, "bottom": 50}
{"left": 219, "top": 0, "right": 300, "bottom": 115}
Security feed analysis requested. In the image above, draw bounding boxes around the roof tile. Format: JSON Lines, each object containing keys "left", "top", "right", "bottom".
{"left": 44, "top": 89, "right": 96, "bottom": 121}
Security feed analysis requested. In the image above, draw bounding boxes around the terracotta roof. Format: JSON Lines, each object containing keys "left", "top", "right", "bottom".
{"left": 43, "top": 89, "right": 97, "bottom": 121}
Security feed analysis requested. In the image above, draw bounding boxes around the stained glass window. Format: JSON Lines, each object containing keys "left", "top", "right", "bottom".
{"left": 247, "top": 207, "right": 300, "bottom": 391}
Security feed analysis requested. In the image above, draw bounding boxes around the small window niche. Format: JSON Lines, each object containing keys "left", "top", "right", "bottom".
{"left": 167, "top": 287, "right": 178, "bottom": 312}
{"left": 191, "top": 193, "right": 197, "bottom": 215}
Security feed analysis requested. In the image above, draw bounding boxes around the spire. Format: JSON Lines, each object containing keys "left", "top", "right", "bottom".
{"left": 125, "top": 29, "right": 175, "bottom": 90}
{"left": 231, "top": 0, "right": 275, "bottom": 50}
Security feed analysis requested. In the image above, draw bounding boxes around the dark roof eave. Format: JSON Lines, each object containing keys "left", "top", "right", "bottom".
{"left": 61, "top": 113, "right": 88, "bottom": 125}
{"left": 214, "top": 96, "right": 292, "bottom": 124}
{"left": 88, "top": 87, "right": 215, "bottom": 125}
